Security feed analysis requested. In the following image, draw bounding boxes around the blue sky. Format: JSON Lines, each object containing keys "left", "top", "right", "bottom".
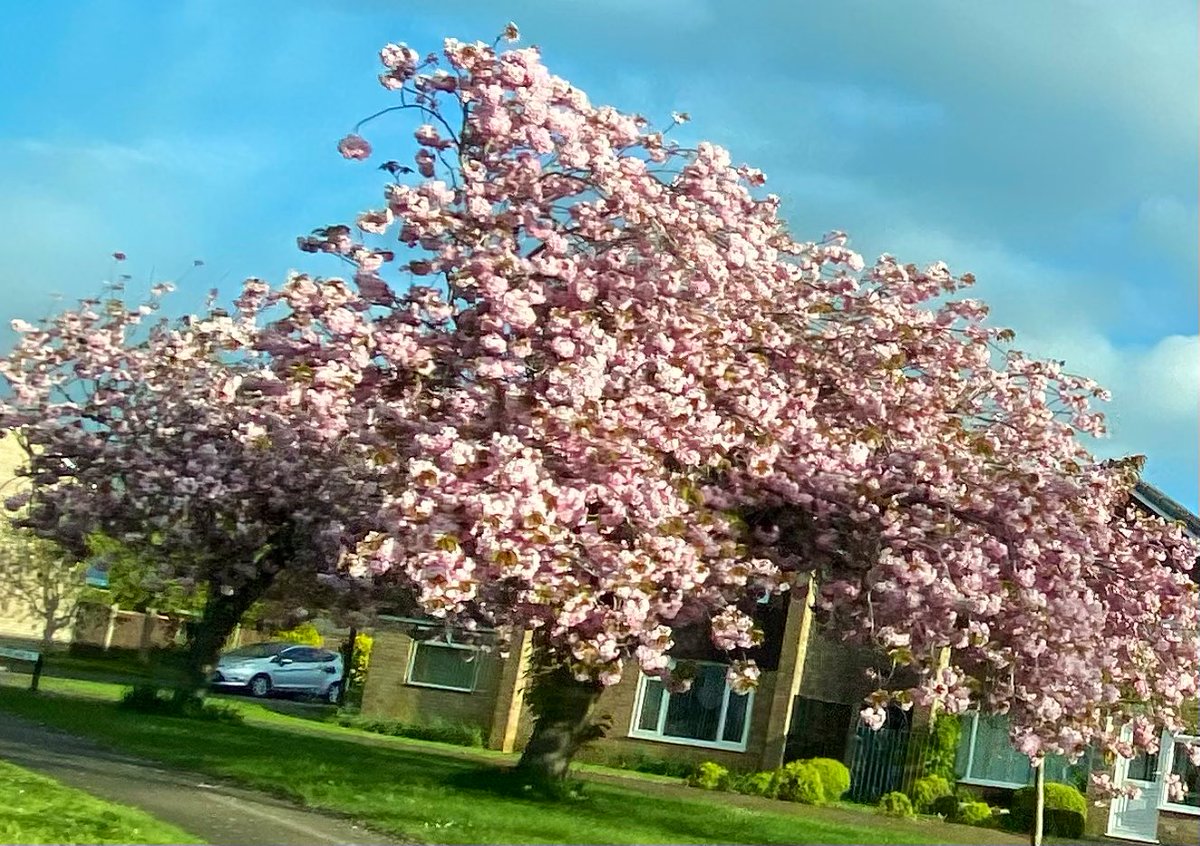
{"left": 1, "top": 0, "right": 1196, "bottom": 508}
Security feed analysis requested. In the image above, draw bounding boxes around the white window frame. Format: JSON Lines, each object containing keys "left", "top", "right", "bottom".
{"left": 1158, "top": 734, "right": 1200, "bottom": 817}
{"left": 628, "top": 664, "right": 754, "bottom": 753}
{"left": 957, "top": 712, "right": 1033, "bottom": 789}
{"left": 404, "top": 638, "right": 480, "bottom": 693}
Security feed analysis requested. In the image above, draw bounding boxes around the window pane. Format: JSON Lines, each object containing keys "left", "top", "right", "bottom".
{"left": 723, "top": 690, "right": 749, "bottom": 743}
{"left": 1170, "top": 742, "right": 1200, "bottom": 808}
{"left": 409, "top": 643, "right": 477, "bottom": 690}
{"left": 638, "top": 678, "right": 665, "bottom": 731}
{"left": 969, "top": 714, "right": 1032, "bottom": 785}
{"left": 663, "top": 664, "right": 725, "bottom": 742}
{"left": 1128, "top": 750, "right": 1160, "bottom": 781}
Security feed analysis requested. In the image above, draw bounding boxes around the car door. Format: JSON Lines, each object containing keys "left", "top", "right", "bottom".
{"left": 272, "top": 646, "right": 317, "bottom": 689}
{"left": 312, "top": 649, "right": 341, "bottom": 692}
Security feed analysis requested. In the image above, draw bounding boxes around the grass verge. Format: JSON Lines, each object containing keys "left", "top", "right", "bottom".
{"left": 0, "top": 678, "right": 1026, "bottom": 845}
{"left": 0, "top": 757, "right": 201, "bottom": 845}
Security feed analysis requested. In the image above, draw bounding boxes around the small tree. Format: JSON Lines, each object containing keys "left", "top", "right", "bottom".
{"left": 0, "top": 433, "right": 86, "bottom": 649}
{"left": 0, "top": 282, "right": 382, "bottom": 697}
{"left": 0, "top": 519, "right": 85, "bottom": 649}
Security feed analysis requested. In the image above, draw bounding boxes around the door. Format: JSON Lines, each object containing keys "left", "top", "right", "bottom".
{"left": 1107, "top": 749, "right": 1162, "bottom": 843}
{"left": 272, "top": 647, "right": 321, "bottom": 689}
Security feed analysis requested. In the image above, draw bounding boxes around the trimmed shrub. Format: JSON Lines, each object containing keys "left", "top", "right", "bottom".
{"left": 910, "top": 774, "right": 953, "bottom": 813}
{"left": 775, "top": 760, "right": 826, "bottom": 804}
{"left": 118, "top": 685, "right": 243, "bottom": 724}
{"left": 333, "top": 714, "right": 483, "bottom": 747}
{"left": 957, "top": 801, "right": 993, "bottom": 827}
{"left": 804, "top": 757, "right": 851, "bottom": 802}
{"left": 594, "top": 752, "right": 693, "bottom": 779}
{"left": 687, "top": 761, "right": 731, "bottom": 791}
{"left": 922, "top": 714, "right": 961, "bottom": 782}
{"left": 878, "top": 791, "right": 915, "bottom": 817}
{"left": 731, "top": 770, "right": 779, "bottom": 798}
{"left": 1009, "top": 782, "right": 1087, "bottom": 839}
{"left": 930, "top": 794, "right": 959, "bottom": 819}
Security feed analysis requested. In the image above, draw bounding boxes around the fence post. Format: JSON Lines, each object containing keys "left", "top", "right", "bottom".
{"left": 103, "top": 603, "right": 119, "bottom": 651}
{"left": 30, "top": 654, "right": 44, "bottom": 692}
{"left": 138, "top": 608, "right": 156, "bottom": 663}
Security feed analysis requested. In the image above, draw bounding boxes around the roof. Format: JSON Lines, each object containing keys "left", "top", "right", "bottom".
{"left": 1133, "top": 480, "right": 1200, "bottom": 539}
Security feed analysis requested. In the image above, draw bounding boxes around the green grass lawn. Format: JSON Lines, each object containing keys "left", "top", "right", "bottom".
{"left": 0, "top": 678, "right": 1026, "bottom": 845}
{"left": 0, "top": 757, "right": 201, "bottom": 845}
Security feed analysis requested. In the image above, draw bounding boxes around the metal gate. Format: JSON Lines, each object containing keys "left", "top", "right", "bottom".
{"left": 848, "top": 719, "right": 929, "bottom": 803}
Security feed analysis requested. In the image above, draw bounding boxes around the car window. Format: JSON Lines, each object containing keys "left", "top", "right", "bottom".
{"left": 315, "top": 650, "right": 338, "bottom": 662}
{"left": 224, "top": 642, "right": 288, "bottom": 659}
{"left": 285, "top": 647, "right": 324, "bottom": 663}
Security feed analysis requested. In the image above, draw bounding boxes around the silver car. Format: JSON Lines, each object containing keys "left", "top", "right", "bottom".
{"left": 210, "top": 642, "right": 344, "bottom": 702}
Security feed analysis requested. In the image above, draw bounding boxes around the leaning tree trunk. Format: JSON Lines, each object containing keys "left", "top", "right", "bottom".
{"left": 1031, "top": 758, "right": 1046, "bottom": 846}
{"left": 514, "top": 658, "right": 607, "bottom": 790}
{"left": 173, "top": 558, "right": 282, "bottom": 703}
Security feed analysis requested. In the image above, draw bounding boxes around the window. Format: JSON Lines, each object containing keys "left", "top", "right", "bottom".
{"left": 1160, "top": 736, "right": 1200, "bottom": 816}
{"left": 630, "top": 663, "right": 754, "bottom": 751}
{"left": 406, "top": 639, "right": 479, "bottom": 692}
{"left": 957, "top": 713, "right": 1092, "bottom": 790}
{"left": 282, "top": 647, "right": 325, "bottom": 663}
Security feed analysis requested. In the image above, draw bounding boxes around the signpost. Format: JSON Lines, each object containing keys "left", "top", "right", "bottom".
{"left": 0, "top": 646, "right": 44, "bottom": 691}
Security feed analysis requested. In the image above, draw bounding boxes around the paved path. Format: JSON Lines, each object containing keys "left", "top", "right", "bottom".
{"left": 0, "top": 712, "right": 400, "bottom": 845}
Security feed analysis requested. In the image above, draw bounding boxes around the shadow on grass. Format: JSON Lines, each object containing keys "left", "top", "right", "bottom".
{"left": 0, "top": 686, "right": 1029, "bottom": 845}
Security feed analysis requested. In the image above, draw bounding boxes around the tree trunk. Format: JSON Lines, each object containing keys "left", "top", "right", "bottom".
{"left": 1031, "top": 758, "right": 1045, "bottom": 846}
{"left": 515, "top": 660, "right": 606, "bottom": 789}
{"left": 174, "top": 568, "right": 277, "bottom": 702}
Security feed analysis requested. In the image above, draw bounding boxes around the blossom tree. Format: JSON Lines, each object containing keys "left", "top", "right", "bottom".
{"left": 285, "top": 28, "right": 1198, "bottom": 785}
{"left": 3, "top": 27, "right": 1195, "bottom": 791}
{"left": 0, "top": 282, "right": 381, "bottom": 696}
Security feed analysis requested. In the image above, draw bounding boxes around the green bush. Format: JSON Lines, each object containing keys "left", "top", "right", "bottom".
{"left": 1009, "top": 782, "right": 1087, "bottom": 839}
{"left": 687, "top": 761, "right": 731, "bottom": 791}
{"left": 730, "top": 770, "right": 778, "bottom": 798}
{"left": 118, "top": 685, "right": 243, "bottom": 724}
{"left": 957, "top": 801, "right": 993, "bottom": 827}
{"left": 804, "top": 757, "right": 851, "bottom": 802}
{"left": 594, "top": 752, "right": 694, "bottom": 779}
{"left": 348, "top": 632, "right": 372, "bottom": 691}
{"left": 930, "top": 794, "right": 959, "bottom": 819}
{"left": 275, "top": 622, "right": 323, "bottom": 646}
{"left": 910, "top": 774, "right": 953, "bottom": 813}
{"left": 334, "top": 714, "right": 483, "bottom": 747}
{"left": 922, "top": 714, "right": 961, "bottom": 782}
{"left": 878, "top": 791, "right": 915, "bottom": 817}
{"left": 775, "top": 760, "right": 826, "bottom": 805}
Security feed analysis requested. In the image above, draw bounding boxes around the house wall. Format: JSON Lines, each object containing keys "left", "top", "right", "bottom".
{"left": 1157, "top": 810, "right": 1200, "bottom": 846}
{"left": 360, "top": 629, "right": 507, "bottom": 740}
{"left": 575, "top": 669, "right": 782, "bottom": 772}
{"left": 360, "top": 595, "right": 892, "bottom": 772}
{"left": 0, "top": 436, "right": 67, "bottom": 647}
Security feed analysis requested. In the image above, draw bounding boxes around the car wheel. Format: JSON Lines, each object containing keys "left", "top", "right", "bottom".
{"left": 325, "top": 682, "right": 342, "bottom": 704}
{"left": 249, "top": 674, "right": 272, "bottom": 698}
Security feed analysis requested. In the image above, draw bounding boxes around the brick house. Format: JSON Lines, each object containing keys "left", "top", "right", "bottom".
{"left": 360, "top": 481, "right": 1198, "bottom": 842}
{"left": 361, "top": 579, "right": 905, "bottom": 773}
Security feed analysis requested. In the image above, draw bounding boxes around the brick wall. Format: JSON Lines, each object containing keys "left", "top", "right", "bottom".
{"left": 577, "top": 669, "right": 782, "bottom": 772}
{"left": 1157, "top": 810, "right": 1200, "bottom": 846}
{"left": 359, "top": 597, "right": 897, "bottom": 773}
{"left": 797, "top": 629, "right": 882, "bottom": 705}
{"left": 361, "top": 629, "right": 507, "bottom": 741}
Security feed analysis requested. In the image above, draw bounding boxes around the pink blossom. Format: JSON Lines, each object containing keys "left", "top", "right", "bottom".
{"left": 337, "top": 134, "right": 372, "bottom": 161}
